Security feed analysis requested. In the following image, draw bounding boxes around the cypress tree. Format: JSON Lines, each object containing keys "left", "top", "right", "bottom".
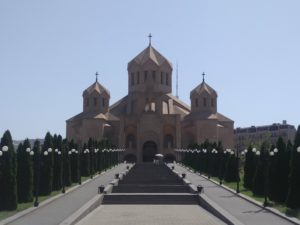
{"left": 243, "top": 145, "right": 256, "bottom": 190}
{"left": 0, "top": 130, "right": 18, "bottom": 210}
{"left": 52, "top": 135, "right": 63, "bottom": 191}
{"left": 62, "top": 139, "right": 71, "bottom": 187}
{"left": 17, "top": 139, "right": 34, "bottom": 203}
{"left": 252, "top": 143, "right": 268, "bottom": 196}
{"left": 81, "top": 143, "right": 90, "bottom": 176}
{"left": 32, "top": 140, "right": 40, "bottom": 201}
{"left": 39, "top": 132, "right": 54, "bottom": 196}
{"left": 224, "top": 153, "right": 238, "bottom": 182}
{"left": 69, "top": 140, "right": 79, "bottom": 183}
{"left": 286, "top": 125, "right": 300, "bottom": 208}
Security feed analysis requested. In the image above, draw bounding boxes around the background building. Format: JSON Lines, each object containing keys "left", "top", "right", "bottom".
{"left": 234, "top": 120, "right": 296, "bottom": 151}
{"left": 66, "top": 41, "right": 234, "bottom": 162}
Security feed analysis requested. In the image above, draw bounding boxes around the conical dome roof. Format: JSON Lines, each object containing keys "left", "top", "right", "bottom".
{"left": 191, "top": 81, "right": 217, "bottom": 97}
{"left": 128, "top": 44, "right": 172, "bottom": 69}
{"left": 83, "top": 81, "right": 110, "bottom": 97}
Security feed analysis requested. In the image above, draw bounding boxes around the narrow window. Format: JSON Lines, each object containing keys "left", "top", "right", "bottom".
{"left": 203, "top": 98, "right": 207, "bottom": 107}
{"left": 211, "top": 98, "right": 214, "bottom": 107}
{"left": 166, "top": 73, "right": 169, "bottom": 85}
{"left": 102, "top": 98, "right": 105, "bottom": 107}
{"left": 93, "top": 97, "right": 97, "bottom": 106}
{"left": 195, "top": 99, "right": 198, "bottom": 107}
{"left": 144, "top": 71, "right": 148, "bottom": 82}
{"left": 86, "top": 98, "right": 89, "bottom": 107}
{"left": 152, "top": 71, "right": 156, "bottom": 81}
{"left": 131, "top": 72, "right": 135, "bottom": 86}
{"left": 161, "top": 72, "right": 164, "bottom": 84}
{"left": 137, "top": 72, "right": 140, "bottom": 84}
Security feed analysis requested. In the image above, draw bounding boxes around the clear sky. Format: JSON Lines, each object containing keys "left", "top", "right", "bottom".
{"left": 0, "top": 0, "right": 299, "bottom": 140}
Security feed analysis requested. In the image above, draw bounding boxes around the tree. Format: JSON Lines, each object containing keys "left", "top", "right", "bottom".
{"left": 62, "top": 139, "right": 71, "bottom": 187}
{"left": 224, "top": 153, "right": 238, "bottom": 182}
{"left": 39, "top": 132, "right": 53, "bottom": 196}
{"left": 252, "top": 143, "right": 268, "bottom": 196}
{"left": 0, "top": 130, "right": 18, "bottom": 210}
{"left": 243, "top": 145, "right": 256, "bottom": 190}
{"left": 81, "top": 143, "right": 90, "bottom": 177}
{"left": 17, "top": 139, "right": 34, "bottom": 203}
{"left": 286, "top": 125, "right": 300, "bottom": 208}
{"left": 69, "top": 140, "right": 79, "bottom": 183}
{"left": 52, "top": 135, "right": 63, "bottom": 191}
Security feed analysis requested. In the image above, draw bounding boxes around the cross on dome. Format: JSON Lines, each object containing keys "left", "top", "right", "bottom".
{"left": 148, "top": 33, "right": 152, "bottom": 46}
{"left": 202, "top": 72, "right": 205, "bottom": 82}
{"left": 95, "top": 72, "right": 99, "bottom": 82}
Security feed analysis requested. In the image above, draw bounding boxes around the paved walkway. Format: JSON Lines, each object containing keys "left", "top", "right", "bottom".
{"left": 6, "top": 164, "right": 128, "bottom": 225}
{"left": 76, "top": 205, "right": 226, "bottom": 225}
{"left": 173, "top": 163, "right": 297, "bottom": 225}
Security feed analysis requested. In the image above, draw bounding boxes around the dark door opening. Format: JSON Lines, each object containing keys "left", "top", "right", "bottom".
{"left": 142, "top": 141, "right": 157, "bottom": 162}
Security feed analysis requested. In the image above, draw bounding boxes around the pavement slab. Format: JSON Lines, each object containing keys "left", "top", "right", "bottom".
{"left": 76, "top": 205, "right": 226, "bottom": 225}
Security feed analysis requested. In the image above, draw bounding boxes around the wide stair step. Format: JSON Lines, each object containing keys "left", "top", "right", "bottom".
{"left": 102, "top": 194, "right": 199, "bottom": 205}
{"left": 113, "top": 184, "right": 190, "bottom": 193}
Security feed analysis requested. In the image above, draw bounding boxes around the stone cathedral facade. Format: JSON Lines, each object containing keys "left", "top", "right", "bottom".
{"left": 66, "top": 41, "right": 234, "bottom": 162}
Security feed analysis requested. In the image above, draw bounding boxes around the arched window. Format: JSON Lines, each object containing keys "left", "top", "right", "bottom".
{"left": 144, "top": 71, "right": 148, "bottom": 82}
{"left": 102, "top": 98, "right": 106, "bottom": 107}
{"left": 152, "top": 71, "right": 156, "bottom": 81}
{"left": 161, "top": 72, "right": 164, "bottom": 84}
{"left": 86, "top": 98, "right": 89, "bottom": 107}
{"left": 126, "top": 134, "right": 136, "bottom": 148}
{"left": 211, "top": 98, "right": 215, "bottom": 107}
{"left": 195, "top": 98, "right": 199, "bottom": 107}
{"left": 93, "top": 97, "right": 97, "bottom": 106}
{"left": 164, "top": 134, "right": 174, "bottom": 148}
{"left": 203, "top": 98, "right": 207, "bottom": 107}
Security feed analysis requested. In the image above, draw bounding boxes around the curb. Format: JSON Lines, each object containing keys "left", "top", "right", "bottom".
{"left": 176, "top": 164, "right": 300, "bottom": 225}
{"left": 0, "top": 164, "right": 124, "bottom": 225}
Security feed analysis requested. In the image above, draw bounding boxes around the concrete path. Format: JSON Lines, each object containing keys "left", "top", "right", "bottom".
{"left": 172, "top": 163, "right": 297, "bottom": 225}
{"left": 76, "top": 205, "right": 226, "bottom": 225}
{"left": 6, "top": 164, "right": 128, "bottom": 225}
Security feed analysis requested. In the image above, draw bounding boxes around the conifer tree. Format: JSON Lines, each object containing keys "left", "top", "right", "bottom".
{"left": 0, "top": 130, "right": 18, "bottom": 210}
{"left": 252, "top": 143, "right": 268, "bottom": 196}
{"left": 243, "top": 145, "right": 256, "bottom": 190}
{"left": 69, "top": 140, "right": 79, "bottom": 183}
{"left": 32, "top": 140, "right": 40, "bottom": 201}
{"left": 224, "top": 153, "right": 238, "bottom": 182}
{"left": 286, "top": 125, "right": 300, "bottom": 208}
{"left": 39, "top": 132, "right": 53, "bottom": 196}
{"left": 62, "top": 139, "right": 71, "bottom": 187}
{"left": 52, "top": 135, "right": 63, "bottom": 191}
{"left": 17, "top": 139, "right": 33, "bottom": 203}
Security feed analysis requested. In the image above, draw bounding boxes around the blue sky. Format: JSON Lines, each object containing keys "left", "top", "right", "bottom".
{"left": 0, "top": 0, "right": 299, "bottom": 140}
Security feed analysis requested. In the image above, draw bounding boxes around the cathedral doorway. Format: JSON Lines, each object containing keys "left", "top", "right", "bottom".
{"left": 142, "top": 141, "right": 157, "bottom": 162}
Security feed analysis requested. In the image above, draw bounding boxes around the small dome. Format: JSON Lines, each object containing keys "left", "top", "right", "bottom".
{"left": 190, "top": 81, "right": 217, "bottom": 97}
{"left": 83, "top": 81, "right": 110, "bottom": 97}
{"left": 128, "top": 45, "right": 172, "bottom": 69}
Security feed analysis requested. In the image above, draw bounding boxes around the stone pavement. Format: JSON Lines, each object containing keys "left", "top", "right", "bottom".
{"left": 5, "top": 164, "right": 128, "bottom": 225}
{"left": 172, "top": 163, "right": 297, "bottom": 225}
{"left": 76, "top": 205, "right": 226, "bottom": 225}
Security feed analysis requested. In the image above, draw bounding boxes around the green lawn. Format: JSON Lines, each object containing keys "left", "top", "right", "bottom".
{"left": 0, "top": 176, "right": 91, "bottom": 221}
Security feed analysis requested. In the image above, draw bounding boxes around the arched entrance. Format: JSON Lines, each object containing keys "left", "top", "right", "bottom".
{"left": 142, "top": 141, "right": 157, "bottom": 162}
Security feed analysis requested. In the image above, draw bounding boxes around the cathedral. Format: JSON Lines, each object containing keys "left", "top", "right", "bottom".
{"left": 66, "top": 39, "right": 234, "bottom": 162}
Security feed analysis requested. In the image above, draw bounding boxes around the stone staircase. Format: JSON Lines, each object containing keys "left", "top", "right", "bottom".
{"left": 102, "top": 163, "right": 199, "bottom": 204}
